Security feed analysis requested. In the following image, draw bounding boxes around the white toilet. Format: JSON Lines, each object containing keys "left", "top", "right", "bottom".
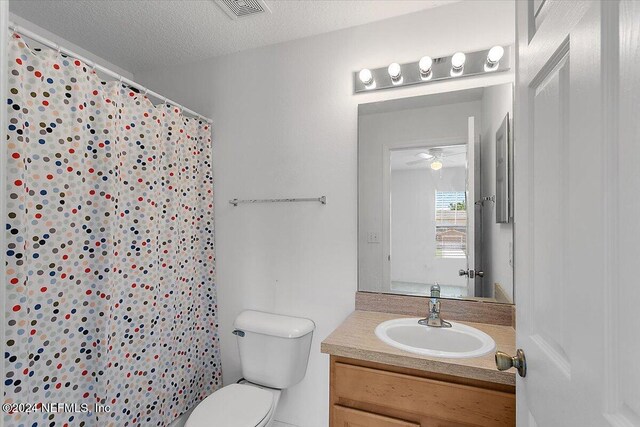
{"left": 185, "top": 310, "right": 315, "bottom": 427}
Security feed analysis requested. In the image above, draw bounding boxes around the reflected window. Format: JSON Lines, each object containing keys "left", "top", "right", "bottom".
{"left": 435, "top": 191, "right": 467, "bottom": 259}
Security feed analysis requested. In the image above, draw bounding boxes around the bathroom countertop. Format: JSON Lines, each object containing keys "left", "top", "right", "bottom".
{"left": 321, "top": 310, "right": 516, "bottom": 386}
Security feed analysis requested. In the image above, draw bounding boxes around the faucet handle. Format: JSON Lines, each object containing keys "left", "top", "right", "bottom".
{"left": 430, "top": 283, "right": 441, "bottom": 298}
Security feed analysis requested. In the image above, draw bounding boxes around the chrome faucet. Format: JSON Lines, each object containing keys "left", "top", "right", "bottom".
{"left": 418, "top": 283, "right": 452, "bottom": 328}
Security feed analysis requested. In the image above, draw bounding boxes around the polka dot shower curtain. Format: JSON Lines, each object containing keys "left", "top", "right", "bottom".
{"left": 4, "top": 33, "right": 222, "bottom": 426}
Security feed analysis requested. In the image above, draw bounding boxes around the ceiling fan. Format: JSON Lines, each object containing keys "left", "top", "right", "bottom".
{"left": 405, "top": 147, "right": 466, "bottom": 170}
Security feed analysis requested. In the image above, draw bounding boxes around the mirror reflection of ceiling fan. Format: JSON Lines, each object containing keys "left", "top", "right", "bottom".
{"left": 405, "top": 147, "right": 466, "bottom": 170}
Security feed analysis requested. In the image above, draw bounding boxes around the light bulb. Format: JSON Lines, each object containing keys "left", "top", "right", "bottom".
{"left": 359, "top": 68, "right": 374, "bottom": 86}
{"left": 451, "top": 52, "right": 466, "bottom": 69}
{"left": 487, "top": 46, "right": 504, "bottom": 65}
{"left": 419, "top": 56, "right": 433, "bottom": 74}
{"left": 430, "top": 160, "right": 443, "bottom": 171}
{"left": 388, "top": 63, "right": 402, "bottom": 82}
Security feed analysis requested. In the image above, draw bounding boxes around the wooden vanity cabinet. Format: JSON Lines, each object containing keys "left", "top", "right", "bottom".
{"left": 329, "top": 356, "right": 515, "bottom": 427}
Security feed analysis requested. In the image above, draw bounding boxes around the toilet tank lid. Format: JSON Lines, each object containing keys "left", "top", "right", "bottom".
{"left": 234, "top": 310, "right": 315, "bottom": 338}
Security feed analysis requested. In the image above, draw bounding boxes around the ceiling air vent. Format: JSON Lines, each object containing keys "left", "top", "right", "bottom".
{"left": 216, "top": 0, "right": 271, "bottom": 20}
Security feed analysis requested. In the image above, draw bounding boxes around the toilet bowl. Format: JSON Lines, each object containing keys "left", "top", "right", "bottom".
{"left": 185, "top": 382, "right": 281, "bottom": 427}
{"left": 185, "top": 310, "right": 314, "bottom": 427}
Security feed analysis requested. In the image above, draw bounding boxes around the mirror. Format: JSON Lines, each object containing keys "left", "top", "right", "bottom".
{"left": 358, "top": 83, "right": 514, "bottom": 303}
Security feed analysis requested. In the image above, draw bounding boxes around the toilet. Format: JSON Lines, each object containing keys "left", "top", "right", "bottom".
{"left": 185, "top": 310, "right": 315, "bottom": 427}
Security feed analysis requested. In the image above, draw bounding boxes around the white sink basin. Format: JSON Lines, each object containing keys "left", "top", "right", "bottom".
{"left": 375, "top": 318, "right": 496, "bottom": 359}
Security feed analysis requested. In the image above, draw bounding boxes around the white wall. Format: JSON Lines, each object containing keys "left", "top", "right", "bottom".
{"left": 358, "top": 101, "right": 481, "bottom": 293}
{"left": 480, "top": 84, "right": 514, "bottom": 301}
{"left": 391, "top": 167, "right": 467, "bottom": 288}
{"left": 136, "top": 2, "right": 514, "bottom": 426}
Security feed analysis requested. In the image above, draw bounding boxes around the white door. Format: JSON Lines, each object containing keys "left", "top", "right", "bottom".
{"left": 515, "top": 1, "right": 640, "bottom": 426}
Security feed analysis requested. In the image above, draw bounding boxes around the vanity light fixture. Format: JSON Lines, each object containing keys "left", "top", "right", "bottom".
{"left": 418, "top": 56, "right": 433, "bottom": 80}
{"left": 451, "top": 52, "right": 466, "bottom": 76}
{"left": 485, "top": 46, "right": 505, "bottom": 71}
{"left": 387, "top": 62, "right": 402, "bottom": 84}
{"left": 358, "top": 68, "right": 375, "bottom": 89}
{"left": 353, "top": 46, "right": 510, "bottom": 93}
{"left": 430, "top": 160, "right": 443, "bottom": 171}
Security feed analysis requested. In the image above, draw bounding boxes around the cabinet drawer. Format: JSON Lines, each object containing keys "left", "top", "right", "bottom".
{"left": 333, "top": 362, "right": 515, "bottom": 426}
{"left": 333, "top": 405, "right": 419, "bottom": 427}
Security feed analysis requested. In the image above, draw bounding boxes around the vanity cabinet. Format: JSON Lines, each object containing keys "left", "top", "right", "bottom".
{"left": 329, "top": 356, "right": 515, "bottom": 427}
{"left": 334, "top": 406, "right": 420, "bottom": 427}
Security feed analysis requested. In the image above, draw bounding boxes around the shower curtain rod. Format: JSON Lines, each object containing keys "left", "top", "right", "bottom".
{"left": 7, "top": 21, "right": 213, "bottom": 124}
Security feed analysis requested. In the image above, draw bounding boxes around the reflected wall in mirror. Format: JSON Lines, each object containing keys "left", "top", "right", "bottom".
{"left": 358, "top": 83, "right": 514, "bottom": 303}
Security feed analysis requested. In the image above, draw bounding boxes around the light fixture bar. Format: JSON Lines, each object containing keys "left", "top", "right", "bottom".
{"left": 353, "top": 46, "right": 510, "bottom": 93}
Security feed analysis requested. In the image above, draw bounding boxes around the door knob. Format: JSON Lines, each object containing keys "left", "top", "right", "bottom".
{"left": 459, "top": 269, "right": 484, "bottom": 278}
{"left": 495, "top": 349, "right": 527, "bottom": 377}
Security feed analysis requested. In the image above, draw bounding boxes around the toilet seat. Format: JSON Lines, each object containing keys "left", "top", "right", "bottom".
{"left": 185, "top": 383, "right": 275, "bottom": 427}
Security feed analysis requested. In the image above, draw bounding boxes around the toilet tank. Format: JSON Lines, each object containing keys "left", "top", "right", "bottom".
{"left": 233, "top": 310, "right": 315, "bottom": 389}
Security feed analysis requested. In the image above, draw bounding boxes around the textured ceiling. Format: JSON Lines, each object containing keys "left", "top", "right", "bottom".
{"left": 9, "top": 0, "right": 459, "bottom": 73}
